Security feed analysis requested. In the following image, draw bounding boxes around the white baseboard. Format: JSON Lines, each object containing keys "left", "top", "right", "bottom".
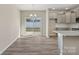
{"left": 0, "top": 36, "right": 20, "bottom": 55}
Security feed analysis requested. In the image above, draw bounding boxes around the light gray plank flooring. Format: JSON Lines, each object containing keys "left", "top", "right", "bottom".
{"left": 2, "top": 35, "right": 59, "bottom": 55}
{"left": 64, "top": 36, "right": 79, "bottom": 55}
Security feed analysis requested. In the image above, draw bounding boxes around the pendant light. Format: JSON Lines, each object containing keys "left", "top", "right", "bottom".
{"left": 29, "top": 4, "right": 37, "bottom": 17}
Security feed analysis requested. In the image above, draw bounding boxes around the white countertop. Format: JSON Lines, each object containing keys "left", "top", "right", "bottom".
{"left": 54, "top": 30, "right": 79, "bottom": 36}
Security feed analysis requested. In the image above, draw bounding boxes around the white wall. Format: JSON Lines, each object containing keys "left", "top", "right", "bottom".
{"left": 0, "top": 5, "right": 20, "bottom": 54}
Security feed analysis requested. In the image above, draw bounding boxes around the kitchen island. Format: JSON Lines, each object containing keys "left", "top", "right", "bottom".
{"left": 54, "top": 31, "right": 79, "bottom": 55}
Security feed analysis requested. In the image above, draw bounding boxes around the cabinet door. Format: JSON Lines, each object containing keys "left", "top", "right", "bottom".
{"left": 57, "top": 14, "right": 63, "bottom": 23}
{"left": 62, "top": 14, "right": 66, "bottom": 23}
{"left": 76, "top": 9, "right": 79, "bottom": 17}
{"left": 65, "top": 12, "right": 71, "bottom": 23}
{"left": 71, "top": 13, "right": 76, "bottom": 23}
{"left": 49, "top": 12, "right": 57, "bottom": 19}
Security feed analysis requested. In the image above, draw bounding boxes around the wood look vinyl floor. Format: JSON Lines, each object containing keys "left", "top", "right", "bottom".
{"left": 2, "top": 35, "right": 59, "bottom": 55}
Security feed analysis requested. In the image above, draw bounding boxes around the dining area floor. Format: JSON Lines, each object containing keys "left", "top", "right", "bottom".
{"left": 2, "top": 35, "right": 59, "bottom": 55}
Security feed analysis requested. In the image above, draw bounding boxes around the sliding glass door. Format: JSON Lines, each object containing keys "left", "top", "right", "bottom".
{"left": 25, "top": 17, "right": 41, "bottom": 35}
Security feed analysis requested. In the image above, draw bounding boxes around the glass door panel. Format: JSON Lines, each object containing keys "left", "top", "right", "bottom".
{"left": 25, "top": 17, "right": 41, "bottom": 35}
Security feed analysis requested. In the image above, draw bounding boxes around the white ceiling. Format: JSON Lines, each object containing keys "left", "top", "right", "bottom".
{"left": 16, "top": 4, "right": 79, "bottom": 10}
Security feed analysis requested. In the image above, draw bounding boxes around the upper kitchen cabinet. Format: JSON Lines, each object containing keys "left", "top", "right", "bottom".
{"left": 71, "top": 11, "right": 76, "bottom": 23}
{"left": 57, "top": 11, "right": 66, "bottom": 23}
{"left": 49, "top": 11, "right": 57, "bottom": 19}
{"left": 49, "top": 11, "right": 58, "bottom": 23}
{"left": 57, "top": 14, "right": 63, "bottom": 23}
{"left": 75, "top": 8, "right": 79, "bottom": 18}
{"left": 70, "top": 8, "right": 79, "bottom": 23}
{"left": 65, "top": 11, "right": 71, "bottom": 23}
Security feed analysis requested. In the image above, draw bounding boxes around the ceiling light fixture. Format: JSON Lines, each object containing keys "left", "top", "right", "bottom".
{"left": 30, "top": 14, "right": 33, "bottom": 17}
{"left": 65, "top": 8, "right": 69, "bottom": 10}
{"left": 29, "top": 4, "right": 37, "bottom": 17}
{"left": 52, "top": 8, "right": 55, "bottom": 10}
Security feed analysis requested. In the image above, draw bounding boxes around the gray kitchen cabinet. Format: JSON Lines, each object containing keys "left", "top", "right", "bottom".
{"left": 65, "top": 12, "right": 71, "bottom": 23}
{"left": 57, "top": 14, "right": 63, "bottom": 23}
{"left": 57, "top": 14, "right": 65, "bottom": 23}
{"left": 71, "top": 12, "right": 76, "bottom": 23}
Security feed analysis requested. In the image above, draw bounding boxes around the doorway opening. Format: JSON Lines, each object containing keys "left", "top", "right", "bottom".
{"left": 25, "top": 17, "right": 42, "bottom": 36}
